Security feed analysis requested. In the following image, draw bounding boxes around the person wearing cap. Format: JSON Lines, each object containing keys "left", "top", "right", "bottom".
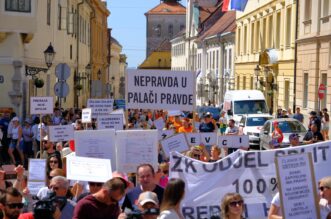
{"left": 288, "top": 133, "right": 300, "bottom": 147}
{"left": 22, "top": 118, "right": 34, "bottom": 167}
{"left": 303, "top": 123, "right": 324, "bottom": 144}
{"left": 308, "top": 111, "right": 321, "bottom": 132}
{"left": 73, "top": 177, "right": 127, "bottom": 219}
{"left": 8, "top": 117, "right": 24, "bottom": 165}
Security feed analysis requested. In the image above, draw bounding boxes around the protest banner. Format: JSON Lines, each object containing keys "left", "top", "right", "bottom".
{"left": 218, "top": 135, "right": 249, "bottom": 148}
{"left": 97, "top": 114, "right": 124, "bottom": 130}
{"left": 158, "top": 129, "right": 175, "bottom": 141}
{"left": 82, "top": 108, "right": 92, "bottom": 123}
{"left": 116, "top": 130, "right": 158, "bottom": 173}
{"left": 66, "top": 156, "right": 112, "bottom": 183}
{"left": 27, "top": 159, "right": 46, "bottom": 195}
{"left": 275, "top": 153, "right": 320, "bottom": 219}
{"left": 126, "top": 69, "right": 196, "bottom": 111}
{"left": 185, "top": 133, "right": 217, "bottom": 145}
{"left": 30, "top": 96, "right": 53, "bottom": 115}
{"left": 75, "top": 129, "right": 116, "bottom": 171}
{"left": 186, "top": 133, "right": 201, "bottom": 145}
{"left": 87, "top": 99, "right": 114, "bottom": 117}
{"left": 161, "top": 133, "right": 190, "bottom": 157}
{"left": 170, "top": 141, "right": 331, "bottom": 219}
{"left": 48, "top": 125, "right": 74, "bottom": 142}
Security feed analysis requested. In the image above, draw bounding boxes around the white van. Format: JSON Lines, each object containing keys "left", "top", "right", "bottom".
{"left": 223, "top": 90, "right": 270, "bottom": 123}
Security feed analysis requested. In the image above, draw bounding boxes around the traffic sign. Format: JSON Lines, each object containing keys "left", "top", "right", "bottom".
{"left": 318, "top": 84, "right": 326, "bottom": 100}
{"left": 54, "top": 82, "right": 69, "bottom": 98}
{"left": 55, "top": 63, "right": 70, "bottom": 81}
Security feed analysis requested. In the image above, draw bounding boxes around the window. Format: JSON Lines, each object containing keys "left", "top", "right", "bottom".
{"left": 324, "top": 0, "right": 330, "bottom": 17}
{"left": 168, "top": 24, "right": 173, "bottom": 37}
{"left": 237, "top": 28, "right": 241, "bottom": 54}
{"left": 5, "top": 0, "right": 31, "bottom": 12}
{"left": 237, "top": 76, "right": 240, "bottom": 89}
{"left": 58, "top": 4, "right": 62, "bottom": 30}
{"left": 243, "top": 26, "right": 247, "bottom": 54}
{"left": 47, "top": 0, "right": 51, "bottom": 25}
{"left": 268, "top": 15, "right": 273, "bottom": 48}
{"left": 213, "top": 51, "right": 215, "bottom": 69}
{"left": 243, "top": 76, "right": 246, "bottom": 89}
{"left": 321, "top": 73, "right": 328, "bottom": 109}
{"left": 224, "top": 49, "right": 227, "bottom": 70}
{"left": 303, "top": 73, "right": 308, "bottom": 108}
{"left": 286, "top": 7, "right": 292, "bottom": 48}
{"left": 251, "top": 23, "right": 255, "bottom": 52}
{"left": 329, "top": 42, "right": 331, "bottom": 65}
{"left": 70, "top": 45, "right": 72, "bottom": 60}
{"left": 276, "top": 12, "right": 281, "bottom": 49}
{"left": 58, "top": 4, "right": 67, "bottom": 30}
{"left": 216, "top": 50, "right": 219, "bottom": 69}
{"left": 256, "top": 20, "right": 260, "bottom": 51}
{"left": 262, "top": 18, "right": 267, "bottom": 50}
{"left": 155, "top": 24, "right": 161, "bottom": 37}
{"left": 250, "top": 76, "right": 254, "bottom": 89}
{"left": 229, "top": 48, "right": 232, "bottom": 70}
{"left": 304, "top": 0, "right": 312, "bottom": 21}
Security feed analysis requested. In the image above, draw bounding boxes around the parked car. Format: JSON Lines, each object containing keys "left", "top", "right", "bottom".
{"left": 259, "top": 118, "right": 307, "bottom": 150}
{"left": 197, "top": 106, "right": 221, "bottom": 120}
{"left": 239, "top": 114, "right": 273, "bottom": 149}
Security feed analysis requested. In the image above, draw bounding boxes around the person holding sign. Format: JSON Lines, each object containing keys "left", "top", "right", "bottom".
{"left": 220, "top": 193, "right": 245, "bottom": 219}
{"left": 319, "top": 176, "right": 331, "bottom": 219}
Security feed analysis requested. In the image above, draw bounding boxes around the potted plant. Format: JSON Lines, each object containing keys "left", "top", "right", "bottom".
{"left": 75, "top": 84, "right": 83, "bottom": 90}
{"left": 34, "top": 78, "right": 44, "bottom": 88}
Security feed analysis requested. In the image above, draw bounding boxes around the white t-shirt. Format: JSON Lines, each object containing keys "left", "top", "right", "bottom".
{"left": 271, "top": 192, "right": 282, "bottom": 216}
{"left": 225, "top": 126, "right": 239, "bottom": 135}
{"left": 320, "top": 198, "right": 331, "bottom": 219}
{"left": 157, "top": 209, "right": 181, "bottom": 219}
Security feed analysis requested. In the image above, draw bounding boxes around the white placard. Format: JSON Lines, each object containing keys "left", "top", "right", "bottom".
{"left": 126, "top": 69, "right": 196, "bottom": 110}
{"left": 154, "top": 117, "right": 165, "bottom": 130}
{"left": 170, "top": 141, "right": 331, "bottom": 218}
{"left": 185, "top": 133, "right": 201, "bottom": 145}
{"left": 200, "top": 133, "right": 217, "bottom": 145}
{"left": 167, "top": 110, "right": 183, "bottom": 117}
{"left": 217, "top": 135, "right": 249, "bottom": 148}
{"left": 48, "top": 125, "right": 74, "bottom": 142}
{"left": 30, "top": 97, "right": 53, "bottom": 115}
{"left": 75, "top": 129, "right": 116, "bottom": 171}
{"left": 97, "top": 114, "right": 124, "bottom": 130}
{"left": 116, "top": 130, "right": 158, "bottom": 173}
{"left": 82, "top": 108, "right": 92, "bottom": 123}
{"left": 111, "top": 109, "right": 126, "bottom": 125}
{"left": 87, "top": 99, "right": 114, "bottom": 117}
{"left": 67, "top": 156, "right": 112, "bottom": 183}
{"left": 28, "top": 159, "right": 46, "bottom": 195}
{"left": 275, "top": 153, "right": 320, "bottom": 219}
{"left": 161, "top": 133, "right": 190, "bottom": 157}
{"left": 158, "top": 129, "right": 175, "bottom": 141}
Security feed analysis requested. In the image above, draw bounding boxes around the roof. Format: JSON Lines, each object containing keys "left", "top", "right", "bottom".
{"left": 110, "top": 36, "right": 122, "bottom": 47}
{"left": 138, "top": 51, "right": 171, "bottom": 69}
{"left": 145, "top": 1, "right": 186, "bottom": 15}
{"left": 199, "top": 6, "right": 219, "bottom": 23}
{"left": 197, "top": 11, "right": 236, "bottom": 41}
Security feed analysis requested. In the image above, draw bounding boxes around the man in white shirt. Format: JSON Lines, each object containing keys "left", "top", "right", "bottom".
{"left": 224, "top": 119, "right": 239, "bottom": 155}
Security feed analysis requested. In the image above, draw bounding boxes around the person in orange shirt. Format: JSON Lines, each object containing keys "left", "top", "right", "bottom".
{"left": 178, "top": 118, "right": 193, "bottom": 133}
{"left": 173, "top": 115, "right": 182, "bottom": 133}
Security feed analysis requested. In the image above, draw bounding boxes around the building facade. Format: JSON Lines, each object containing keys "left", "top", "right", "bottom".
{"left": 235, "top": 0, "right": 296, "bottom": 114}
{"left": 296, "top": 0, "right": 331, "bottom": 115}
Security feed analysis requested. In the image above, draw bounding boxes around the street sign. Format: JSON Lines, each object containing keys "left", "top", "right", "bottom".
{"left": 318, "top": 84, "right": 326, "bottom": 99}
{"left": 55, "top": 63, "right": 70, "bottom": 81}
{"left": 54, "top": 82, "right": 69, "bottom": 98}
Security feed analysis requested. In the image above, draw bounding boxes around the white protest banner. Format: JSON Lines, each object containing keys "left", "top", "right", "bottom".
{"left": 67, "top": 156, "right": 112, "bottom": 183}
{"left": 275, "top": 153, "right": 320, "bottom": 219}
{"left": 161, "top": 133, "right": 190, "bottom": 157}
{"left": 82, "top": 108, "right": 92, "bottom": 123}
{"left": 154, "top": 117, "right": 165, "bottom": 130}
{"left": 30, "top": 97, "right": 53, "bottom": 115}
{"left": 158, "top": 129, "right": 174, "bottom": 141}
{"left": 126, "top": 69, "right": 196, "bottom": 111}
{"left": 111, "top": 108, "right": 126, "bottom": 125}
{"left": 75, "top": 129, "right": 116, "bottom": 170}
{"left": 116, "top": 130, "right": 158, "bottom": 173}
{"left": 185, "top": 133, "right": 200, "bottom": 145}
{"left": 170, "top": 141, "right": 331, "bottom": 219}
{"left": 218, "top": 135, "right": 249, "bottom": 148}
{"left": 87, "top": 99, "right": 114, "bottom": 117}
{"left": 200, "top": 133, "right": 217, "bottom": 145}
{"left": 48, "top": 125, "right": 74, "bottom": 142}
{"left": 27, "top": 159, "right": 46, "bottom": 195}
{"left": 167, "top": 110, "right": 183, "bottom": 117}
{"left": 97, "top": 114, "right": 124, "bottom": 130}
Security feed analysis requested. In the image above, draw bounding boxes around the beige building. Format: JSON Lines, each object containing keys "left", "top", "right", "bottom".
{"left": 296, "top": 0, "right": 331, "bottom": 114}
{"left": 235, "top": 0, "right": 296, "bottom": 114}
{"left": 0, "top": 0, "right": 93, "bottom": 116}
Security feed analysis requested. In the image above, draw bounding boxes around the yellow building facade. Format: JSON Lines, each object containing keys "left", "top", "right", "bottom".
{"left": 90, "top": 0, "right": 110, "bottom": 98}
{"left": 235, "top": 0, "right": 296, "bottom": 114}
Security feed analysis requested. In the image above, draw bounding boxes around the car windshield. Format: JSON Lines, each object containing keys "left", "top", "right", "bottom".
{"left": 246, "top": 117, "right": 271, "bottom": 126}
{"left": 234, "top": 100, "right": 269, "bottom": 114}
{"left": 272, "top": 121, "right": 306, "bottom": 133}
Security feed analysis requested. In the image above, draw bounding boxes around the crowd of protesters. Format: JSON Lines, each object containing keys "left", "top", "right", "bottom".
{"left": 0, "top": 103, "right": 329, "bottom": 218}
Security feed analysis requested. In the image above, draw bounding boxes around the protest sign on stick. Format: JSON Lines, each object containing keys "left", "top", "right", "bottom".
{"left": 48, "top": 125, "right": 74, "bottom": 142}
{"left": 87, "top": 99, "right": 114, "bottom": 117}
{"left": 275, "top": 153, "right": 320, "bottom": 219}
{"left": 97, "top": 114, "right": 124, "bottom": 130}
{"left": 82, "top": 108, "right": 92, "bottom": 123}
{"left": 161, "top": 133, "right": 190, "bottom": 157}
{"left": 27, "top": 159, "right": 47, "bottom": 195}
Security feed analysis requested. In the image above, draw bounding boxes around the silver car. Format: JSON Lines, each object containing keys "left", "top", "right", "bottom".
{"left": 259, "top": 118, "right": 307, "bottom": 150}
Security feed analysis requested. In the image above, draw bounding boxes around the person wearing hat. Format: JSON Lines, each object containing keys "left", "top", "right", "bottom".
{"left": 289, "top": 133, "right": 300, "bottom": 147}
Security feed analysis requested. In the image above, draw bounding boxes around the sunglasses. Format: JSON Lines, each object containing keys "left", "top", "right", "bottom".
{"left": 89, "top": 182, "right": 103, "bottom": 187}
{"left": 319, "top": 186, "right": 330, "bottom": 192}
{"left": 6, "top": 203, "right": 24, "bottom": 209}
{"left": 229, "top": 200, "right": 244, "bottom": 207}
{"left": 49, "top": 160, "right": 58, "bottom": 164}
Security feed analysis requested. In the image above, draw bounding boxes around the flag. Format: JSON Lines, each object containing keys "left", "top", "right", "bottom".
{"left": 222, "top": 0, "right": 248, "bottom": 12}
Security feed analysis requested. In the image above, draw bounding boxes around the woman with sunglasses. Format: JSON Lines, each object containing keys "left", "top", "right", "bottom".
{"left": 46, "top": 154, "right": 63, "bottom": 179}
{"left": 158, "top": 178, "right": 185, "bottom": 219}
{"left": 220, "top": 193, "right": 245, "bottom": 219}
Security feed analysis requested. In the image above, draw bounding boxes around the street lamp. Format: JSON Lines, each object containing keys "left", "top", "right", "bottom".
{"left": 25, "top": 42, "right": 56, "bottom": 76}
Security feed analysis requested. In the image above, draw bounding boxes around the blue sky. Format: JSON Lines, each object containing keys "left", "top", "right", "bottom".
{"left": 106, "top": 0, "right": 187, "bottom": 68}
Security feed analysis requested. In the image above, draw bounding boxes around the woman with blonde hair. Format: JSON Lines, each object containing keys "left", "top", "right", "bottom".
{"left": 158, "top": 178, "right": 185, "bottom": 219}
{"left": 220, "top": 193, "right": 245, "bottom": 219}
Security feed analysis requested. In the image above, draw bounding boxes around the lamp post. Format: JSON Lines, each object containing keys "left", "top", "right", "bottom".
{"left": 254, "top": 65, "right": 261, "bottom": 89}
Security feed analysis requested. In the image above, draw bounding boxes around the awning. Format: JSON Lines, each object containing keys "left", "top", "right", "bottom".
{"left": 259, "top": 49, "right": 278, "bottom": 65}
